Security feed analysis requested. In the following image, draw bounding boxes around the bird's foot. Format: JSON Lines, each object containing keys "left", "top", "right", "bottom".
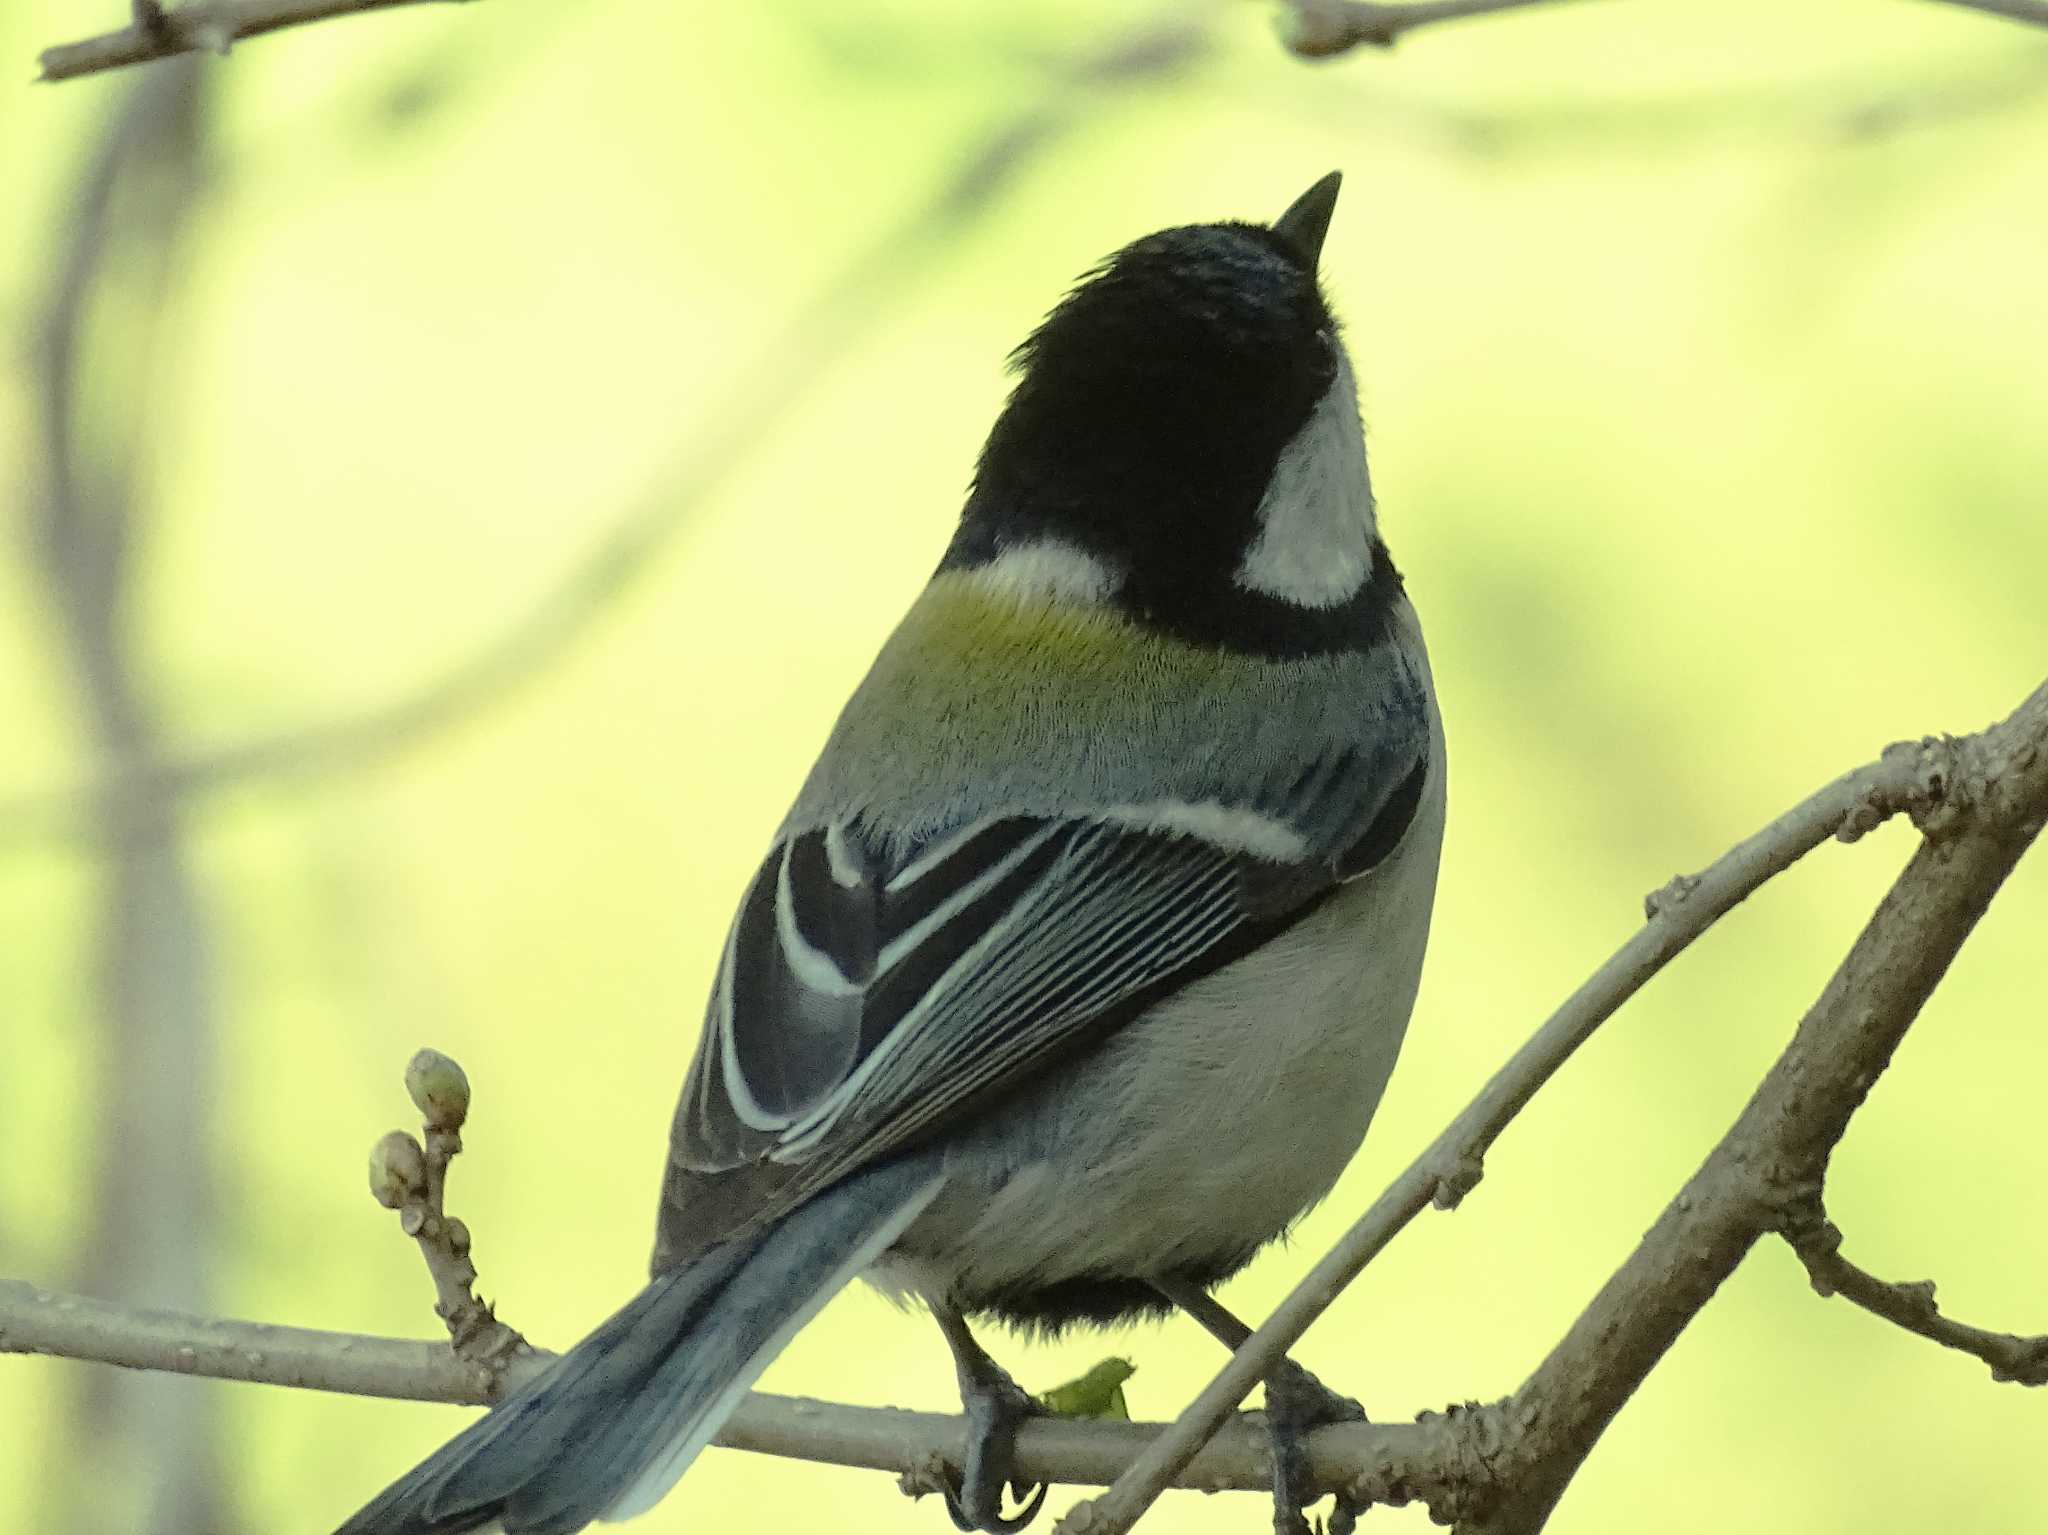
{"left": 943, "top": 1358, "right": 1049, "bottom": 1534}
{"left": 1262, "top": 1361, "right": 1366, "bottom": 1535}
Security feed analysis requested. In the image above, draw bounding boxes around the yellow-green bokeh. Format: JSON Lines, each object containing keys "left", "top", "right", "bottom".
{"left": 2, "top": 2, "right": 2044, "bottom": 1532}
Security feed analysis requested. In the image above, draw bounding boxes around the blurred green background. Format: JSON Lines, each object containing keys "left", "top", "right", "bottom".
{"left": 2, "top": 2, "right": 2044, "bottom": 1532}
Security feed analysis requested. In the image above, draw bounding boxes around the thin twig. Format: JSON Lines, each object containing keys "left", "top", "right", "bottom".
{"left": 38, "top": 0, "right": 476, "bottom": 83}
{"left": 1279, "top": 0, "right": 1599, "bottom": 58}
{"left": 366, "top": 1050, "right": 528, "bottom": 1374}
{"left": 1050, "top": 733, "right": 1957, "bottom": 1535}
{"left": 1785, "top": 1216, "right": 2048, "bottom": 1387}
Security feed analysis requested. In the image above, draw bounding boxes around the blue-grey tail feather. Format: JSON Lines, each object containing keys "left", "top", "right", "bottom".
{"left": 333, "top": 1160, "right": 945, "bottom": 1535}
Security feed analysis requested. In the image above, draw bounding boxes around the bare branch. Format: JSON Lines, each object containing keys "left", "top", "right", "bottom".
{"left": 1785, "top": 1216, "right": 2048, "bottom": 1388}
{"left": 1924, "top": 0, "right": 2048, "bottom": 30}
{"left": 0, "top": 1279, "right": 1448, "bottom": 1496}
{"left": 1279, "top": 0, "right": 1600, "bottom": 58}
{"left": 1050, "top": 730, "right": 1960, "bottom": 1535}
{"left": 38, "top": 0, "right": 477, "bottom": 83}
{"left": 0, "top": 1279, "right": 545, "bottom": 1404}
{"left": 1452, "top": 679, "right": 2048, "bottom": 1535}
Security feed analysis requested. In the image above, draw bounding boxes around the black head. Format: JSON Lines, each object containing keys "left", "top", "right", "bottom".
{"left": 945, "top": 173, "right": 1396, "bottom": 656}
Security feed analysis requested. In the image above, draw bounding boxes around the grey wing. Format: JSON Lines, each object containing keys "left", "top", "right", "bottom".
{"left": 660, "top": 726, "right": 1430, "bottom": 1260}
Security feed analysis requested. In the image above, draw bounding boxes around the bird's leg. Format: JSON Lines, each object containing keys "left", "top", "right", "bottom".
{"left": 1151, "top": 1276, "right": 1365, "bottom": 1535}
{"left": 929, "top": 1301, "right": 1050, "bottom": 1535}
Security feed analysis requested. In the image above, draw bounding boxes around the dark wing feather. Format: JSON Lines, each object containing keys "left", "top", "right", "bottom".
{"left": 662, "top": 736, "right": 1430, "bottom": 1262}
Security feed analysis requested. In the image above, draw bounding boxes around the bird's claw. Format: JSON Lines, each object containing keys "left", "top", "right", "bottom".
{"left": 942, "top": 1478, "right": 1048, "bottom": 1535}
{"left": 943, "top": 1364, "right": 1049, "bottom": 1533}
{"left": 1262, "top": 1361, "right": 1366, "bottom": 1535}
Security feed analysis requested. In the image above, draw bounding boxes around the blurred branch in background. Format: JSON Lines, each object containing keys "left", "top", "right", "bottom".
{"left": 6, "top": 678, "right": 2045, "bottom": 1532}
{"left": 1291, "top": 42, "right": 2048, "bottom": 159}
{"left": 14, "top": 0, "right": 2048, "bottom": 847}
{"left": 1279, "top": 0, "right": 1600, "bottom": 58}
{"left": 0, "top": 3, "right": 1211, "bottom": 856}
{"left": 45, "top": 0, "right": 2048, "bottom": 89}
{"left": 1272, "top": 0, "right": 2048, "bottom": 61}
{"left": 37, "top": 0, "right": 1581, "bottom": 83}
{"left": 1931, "top": 0, "right": 2048, "bottom": 30}
{"left": 24, "top": 56, "right": 242, "bottom": 1535}
{"left": 13, "top": 22, "right": 2046, "bottom": 862}
{"left": 37, "top": 0, "right": 475, "bottom": 82}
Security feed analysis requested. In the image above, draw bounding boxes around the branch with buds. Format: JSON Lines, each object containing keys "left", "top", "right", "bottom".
{"left": 5, "top": 677, "right": 2046, "bottom": 1534}
{"left": 365, "top": 1050, "right": 530, "bottom": 1388}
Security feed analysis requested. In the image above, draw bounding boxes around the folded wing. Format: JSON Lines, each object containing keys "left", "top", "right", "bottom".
{"left": 664, "top": 729, "right": 1429, "bottom": 1255}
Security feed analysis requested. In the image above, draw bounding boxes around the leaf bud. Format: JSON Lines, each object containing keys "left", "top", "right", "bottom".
{"left": 405, "top": 1048, "right": 471, "bottom": 1132}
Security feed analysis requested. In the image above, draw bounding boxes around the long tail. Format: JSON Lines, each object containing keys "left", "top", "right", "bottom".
{"left": 334, "top": 1160, "right": 944, "bottom": 1535}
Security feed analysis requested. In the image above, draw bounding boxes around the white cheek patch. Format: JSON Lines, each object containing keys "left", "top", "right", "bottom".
{"left": 969, "top": 537, "right": 1120, "bottom": 607}
{"left": 1234, "top": 351, "right": 1376, "bottom": 609}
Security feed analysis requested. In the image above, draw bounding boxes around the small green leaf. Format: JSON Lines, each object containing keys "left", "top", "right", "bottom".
{"left": 1037, "top": 1357, "right": 1136, "bottom": 1420}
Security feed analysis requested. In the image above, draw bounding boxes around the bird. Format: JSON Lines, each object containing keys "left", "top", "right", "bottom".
{"left": 333, "top": 169, "right": 1446, "bottom": 1535}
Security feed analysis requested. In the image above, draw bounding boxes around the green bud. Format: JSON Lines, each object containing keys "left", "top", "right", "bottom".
{"left": 405, "top": 1048, "right": 471, "bottom": 1131}
{"left": 369, "top": 1130, "right": 427, "bottom": 1208}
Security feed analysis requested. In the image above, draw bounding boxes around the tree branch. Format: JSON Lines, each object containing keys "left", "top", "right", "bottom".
{"left": 1784, "top": 1214, "right": 2048, "bottom": 1387}
{"left": 12, "top": 680, "right": 2043, "bottom": 1529}
{"left": 1448, "top": 678, "right": 2048, "bottom": 1535}
{"left": 1278, "top": 0, "right": 1601, "bottom": 58}
{"left": 0, "top": 1279, "right": 542, "bottom": 1404}
{"left": 0, "top": 1279, "right": 1453, "bottom": 1496}
{"left": 1048, "top": 727, "right": 1963, "bottom": 1535}
{"left": 38, "top": 0, "right": 476, "bottom": 83}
